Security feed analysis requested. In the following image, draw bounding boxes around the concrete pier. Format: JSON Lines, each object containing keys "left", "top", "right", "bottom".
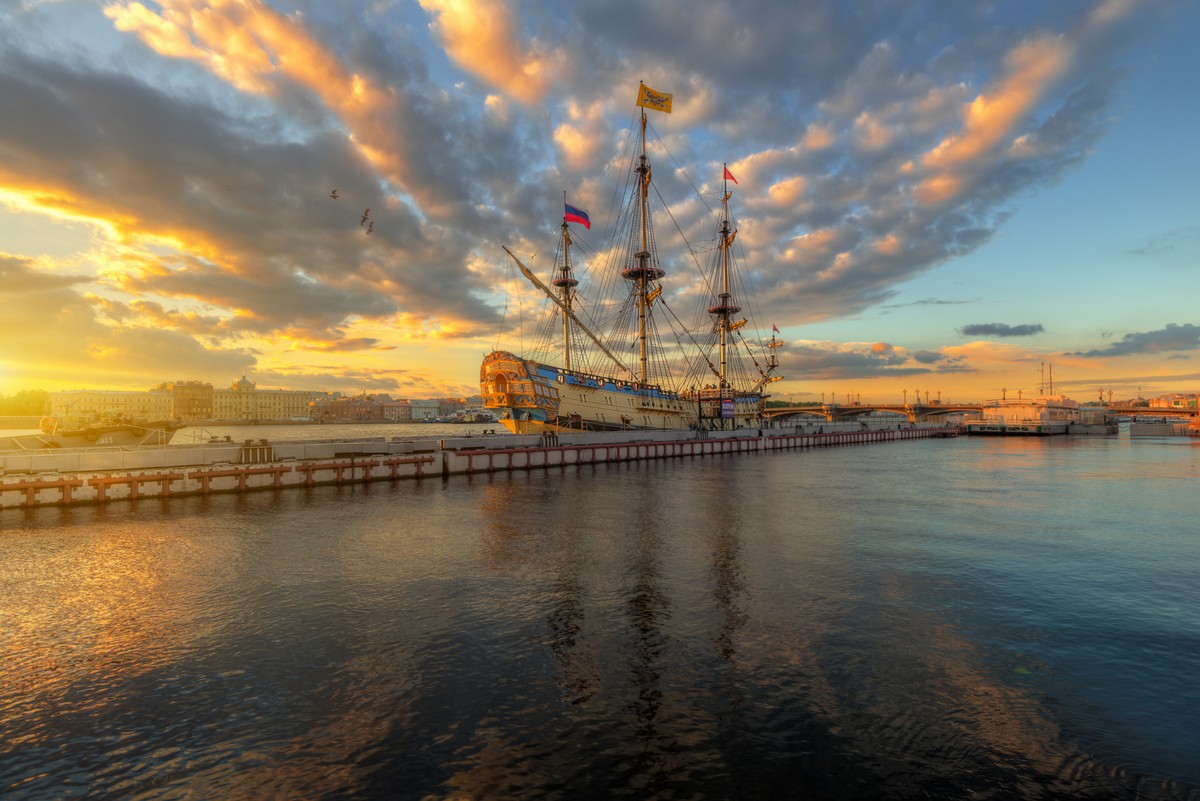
{"left": 1, "top": 424, "right": 959, "bottom": 510}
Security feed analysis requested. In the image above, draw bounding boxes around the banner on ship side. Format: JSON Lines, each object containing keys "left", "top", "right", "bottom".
{"left": 721, "top": 399, "right": 735, "bottom": 418}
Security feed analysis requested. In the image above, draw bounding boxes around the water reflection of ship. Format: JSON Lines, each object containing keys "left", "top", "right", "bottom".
{"left": 544, "top": 511, "right": 599, "bottom": 707}
{"left": 625, "top": 500, "right": 671, "bottom": 785}
{"left": 478, "top": 476, "right": 601, "bottom": 707}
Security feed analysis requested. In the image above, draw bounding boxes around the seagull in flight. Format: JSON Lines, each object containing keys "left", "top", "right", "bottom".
{"left": 329, "top": 189, "right": 339, "bottom": 200}
{"left": 360, "top": 208, "right": 371, "bottom": 226}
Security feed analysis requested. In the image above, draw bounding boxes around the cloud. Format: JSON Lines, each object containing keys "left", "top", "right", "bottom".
{"left": 0, "top": 253, "right": 90, "bottom": 293}
{"left": 0, "top": 45, "right": 502, "bottom": 343}
{"left": 880, "top": 297, "right": 972, "bottom": 310}
{"left": 0, "top": 0, "right": 1187, "bottom": 395}
{"left": 1073, "top": 323, "right": 1200, "bottom": 357}
{"left": 916, "top": 35, "right": 1072, "bottom": 204}
{"left": 1128, "top": 225, "right": 1200, "bottom": 256}
{"left": 418, "top": 0, "right": 553, "bottom": 105}
{"left": 777, "top": 340, "right": 972, "bottom": 380}
{"left": 959, "top": 323, "right": 1046, "bottom": 337}
{"left": 913, "top": 350, "right": 945, "bottom": 364}
{"left": 0, "top": 254, "right": 253, "bottom": 387}
{"left": 103, "top": 0, "right": 521, "bottom": 222}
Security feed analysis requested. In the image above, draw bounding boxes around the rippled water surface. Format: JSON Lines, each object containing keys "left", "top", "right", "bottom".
{"left": 2, "top": 435, "right": 1198, "bottom": 800}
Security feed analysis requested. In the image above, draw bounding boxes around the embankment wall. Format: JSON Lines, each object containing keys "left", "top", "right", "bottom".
{"left": 1, "top": 425, "right": 958, "bottom": 510}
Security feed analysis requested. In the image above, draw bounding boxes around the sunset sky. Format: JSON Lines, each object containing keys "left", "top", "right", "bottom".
{"left": 1, "top": 0, "right": 1197, "bottom": 404}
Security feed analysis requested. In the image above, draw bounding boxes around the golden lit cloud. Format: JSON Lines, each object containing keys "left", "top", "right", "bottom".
{"left": 915, "top": 35, "right": 1072, "bottom": 206}
{"left": 782, "top": 227, "right": 839, "bottom": 263}
{"left": 721, "top": 140, "right": 806, "bottom": 188}
{"left": 553, "top": 100, "right": 607, "bottom": 170}
{"left": 872, "top": 233, "right": 903, "bottom": 255}
{"left": 0, "top": 184, "right": 122, "bottom": 242}
{"left": 768, "top": 176, "right": 807, "bottom": 206}
{"left": 943, "top": 340, "right": 1042, "bottom": 366}
{"left": 816, "top": 250, "right": 854, "bottom": 281}
{"left": 854, "top": 111, "right": 893, "bottom": 151}
{"left": 924, "top": 36, "right": 1071, "bottom": 171}
{"left": 104, "top": 0, "right": 426, "bottom": 209}
{"left": 418, "top": 0, "right": 550, "bottom": 105}
{"left": 802, "top": 123, "right": 835, "bottom": 150}
{"left": 107, "top": 1, "right": 277, "bottom": 93}
{"left": 912, "top": 172, "right": 963, "bottom": 206}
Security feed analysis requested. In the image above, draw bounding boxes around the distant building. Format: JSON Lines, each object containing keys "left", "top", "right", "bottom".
{"left": 212, "top": 376, "right": 324, "bottom": 421}
{"left": 409, "top": 399, "right": 440, "bottom": 420}
{"left": 380, "top": 399, "right": 412, "bottom": 421}
{"left": 433, "top": 397, "right": 464, "bottom": 417}
{"left": 311, "top": 395, "right": 386, "bottom": 422}
{"left": 159, "top": 381, "right": 214, "bottom": 422}
{"left": 1149, "top": 393, "right": 1198, "bottom": 409}
{"left": 49, "top": 379, "right": 461, "bottom": 425}
{"left": 49, "top": 389, "right": 173, "bottom": 421}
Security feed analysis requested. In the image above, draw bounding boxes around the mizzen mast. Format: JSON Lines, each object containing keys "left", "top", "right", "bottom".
{"left": 709, "top": 164, "right": 742, "bottom": 392}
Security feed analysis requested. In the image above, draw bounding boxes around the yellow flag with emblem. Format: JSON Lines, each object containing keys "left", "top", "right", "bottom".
{"left": 637, "top": 83, "right": 672, "bottom": 114}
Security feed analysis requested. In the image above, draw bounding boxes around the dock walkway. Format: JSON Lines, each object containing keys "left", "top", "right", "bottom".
{"left": 1, "top": 424, "right": 958, "bottom": 510}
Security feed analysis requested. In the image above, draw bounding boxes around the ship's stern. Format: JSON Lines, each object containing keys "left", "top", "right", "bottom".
{"left": 480, "top": 351, "right": 561, "bottom": 433}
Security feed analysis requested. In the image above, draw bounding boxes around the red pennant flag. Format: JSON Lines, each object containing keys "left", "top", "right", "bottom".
{"left": 723, "top": 167, "right": 738, "bottom": 184}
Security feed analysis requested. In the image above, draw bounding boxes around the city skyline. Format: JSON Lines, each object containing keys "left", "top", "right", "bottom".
{"left": 2, "top": 0, "right": 1198, "bottom": 404}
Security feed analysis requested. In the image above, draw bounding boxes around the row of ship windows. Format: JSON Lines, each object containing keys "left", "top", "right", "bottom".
{"left": 575, "top": 393, "right": 685, "bottom": 411}
{"left": 552, "top": 373, "right": 676, "bottom": 400}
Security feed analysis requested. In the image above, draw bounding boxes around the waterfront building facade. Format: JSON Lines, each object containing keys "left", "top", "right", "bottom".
{"left": 160, "top": 381, "right": 214, "bottom": 422}
{"left": 49, "top": 389, "right": 174, "bottom": 421}
{"left": 310, "top": 396, "right": 387, "bottom": 422}
{"left": 380, "top": 400, "right": 413, "bottom": 421}
{"left": 45, "top": 379, "right": 472, "bottom": 425}
{"left": 1149, "top": 393, "right": 1199, "bottom": 409}
{"left": 211, "top": 377, "right": 323, "bottom": 421}
{"left": 409, "top": 399, "right": 440, "bottom": 420}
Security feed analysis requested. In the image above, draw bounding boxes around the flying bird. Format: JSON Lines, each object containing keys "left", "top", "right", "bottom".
{"left": 366, "top": 221, "right": 374, "bottom": 234}
{"left": 329, "top": 189, "right": 339, "bottom": 199}
{"left": 360, "top": 208, "right": 371, "bottom": 226}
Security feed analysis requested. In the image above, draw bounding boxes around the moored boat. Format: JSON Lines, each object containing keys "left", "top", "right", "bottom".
{"left": 0, "top": 416, "right": 182, "bottom": 450}
{"left": 965, "top": 393, "right": 1081, "bottom": 436}
{"left": 963, "top": 364, "right": 1118, "bottom": 436}
{"left": 481, "top": 83, "right": 782, "bottom": 434}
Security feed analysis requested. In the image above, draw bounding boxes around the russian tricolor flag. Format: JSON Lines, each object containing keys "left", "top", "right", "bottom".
{"left": 564, "top": 202, "right": 591, "bottom": 229}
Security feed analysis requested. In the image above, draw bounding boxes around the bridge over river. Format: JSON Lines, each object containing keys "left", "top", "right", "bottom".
{"left": 763, "top": 403, "right": 981, "bottom": 424}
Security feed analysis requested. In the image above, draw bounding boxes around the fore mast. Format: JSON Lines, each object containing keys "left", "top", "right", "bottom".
{"left": 554, "top": 192, "right": 581, "bottom": 371}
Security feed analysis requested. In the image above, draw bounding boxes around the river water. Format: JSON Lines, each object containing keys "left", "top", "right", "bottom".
{"left": 2, "top": 431, "right": 1198, "bottom": 800}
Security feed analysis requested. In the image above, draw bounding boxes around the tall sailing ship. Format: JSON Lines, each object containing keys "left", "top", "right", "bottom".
{"left": 481, "top": 84, "right": 782, "bottom": 434}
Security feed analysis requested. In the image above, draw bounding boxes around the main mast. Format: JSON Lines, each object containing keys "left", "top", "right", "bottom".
{"left": 621, "top": 107, "right": 664, "bottom": 384}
